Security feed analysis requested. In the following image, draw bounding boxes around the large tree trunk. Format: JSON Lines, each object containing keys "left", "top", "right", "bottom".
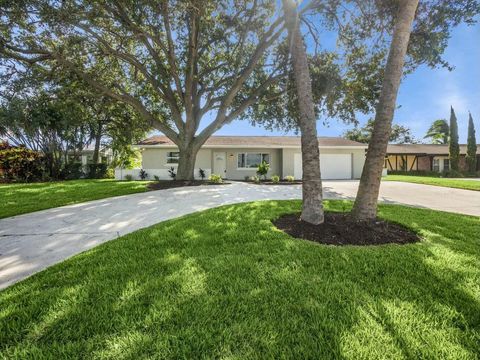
{"left": 176, "top": 144, "right": 199, "bottom": 181}
{"left": 352, "top": 0, "right": 419, "bottom": 220}
{"left": 283, "top": 0, "right": 324, "bottom": 225}
{"left": 92, "top": 121, "right": 103, "bottom": 164}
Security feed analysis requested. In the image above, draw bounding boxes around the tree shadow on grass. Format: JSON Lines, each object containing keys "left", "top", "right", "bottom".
{"left": 0, "top": 201, "right": 479, "bottom": 359}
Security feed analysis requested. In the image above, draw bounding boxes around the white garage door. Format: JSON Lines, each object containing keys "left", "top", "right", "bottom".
{"left": 294, "top": 153, "right": 352, "bottom": 180}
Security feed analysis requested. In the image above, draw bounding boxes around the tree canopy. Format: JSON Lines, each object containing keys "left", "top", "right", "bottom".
{"left": 424, "top": 119, "right": 450, "bottom": 144}
{"left": 1, "top": 0, "right": 478, "bottom": 179}
{"left": 466, "top": 112, "right": 477, "bottom": 173}
{"left": 344, "top": 119, "right": 416, "bottom": 144}
{"left": 449, "top": 106, "right": 460, "bottom": 171}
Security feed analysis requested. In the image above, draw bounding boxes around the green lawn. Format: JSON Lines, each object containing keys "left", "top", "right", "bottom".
{"left": 1, "top": 200, "right": 479, "bottom": 359}
{"left": 385, "top": 175, "right": 480, "bottom": 191}
{"left": 0, "top": 179, "right": 151, "bottom": 219}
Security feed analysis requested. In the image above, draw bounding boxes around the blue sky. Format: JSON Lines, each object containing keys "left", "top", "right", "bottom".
{"left": 216, "top": 21, "right": 480, "bottom": 144}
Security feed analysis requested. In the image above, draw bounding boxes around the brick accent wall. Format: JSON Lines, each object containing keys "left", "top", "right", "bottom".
{"left": 417, "top": 156, "right": 431, "bottom": 171}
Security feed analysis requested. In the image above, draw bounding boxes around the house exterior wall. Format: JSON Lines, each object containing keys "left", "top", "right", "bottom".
{"left": 218, "top": 148, "right": 282, "bottom": 180}
{"left": 385, "top": 155, "right": 419, "bottom": 171}
{"left": 386, "top": 154, "right": 472, "bottom": 173}
{"left": 126, "top": 148, "right": 213, "bottom": 180}
{"left": 417, "top": 156, "right": 431, "bottom": 171}
{"left": 138, "top": 147, "right": 282, "bottom": 180}
{"left": 282, "top": 148, "right": 365, "bottom": 179}
{"left": 142, "top": 148, "right": 212, "bottom": 170}
{"left": 117, "top": 145, "right": 365, "bottom": 180}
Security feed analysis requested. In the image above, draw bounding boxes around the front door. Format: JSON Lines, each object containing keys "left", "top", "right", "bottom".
{"left": 213, "top": 152, "right": 227, "bottom": 178}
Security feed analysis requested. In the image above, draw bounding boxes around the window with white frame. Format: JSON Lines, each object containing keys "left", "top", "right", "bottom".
{"left": 433, "top": 158, "right": 440, "bottom": 172}
{"left": 166, "top": 151, "right": 180, "bottom": 164}
{"left": 443, "top": 158, "right": 450, "bottom": 171}
{"left": 237, "top": 153, "right": 270, "bottom": 168}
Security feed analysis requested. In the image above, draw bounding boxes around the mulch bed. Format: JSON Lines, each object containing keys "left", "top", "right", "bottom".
{"left": 273, "top": 212, "right": 420, "bottom": 246}
{"left": 147, "top": 180, "right": 230, "bottom": 191}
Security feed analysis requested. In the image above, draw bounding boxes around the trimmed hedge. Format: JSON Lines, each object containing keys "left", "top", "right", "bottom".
{"left": 388, "top": 169, "right": 479, "bottom": 178}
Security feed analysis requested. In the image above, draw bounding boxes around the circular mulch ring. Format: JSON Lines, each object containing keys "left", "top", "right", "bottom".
{"left": 273, "top": 212, "right": 421, "bottom": 246}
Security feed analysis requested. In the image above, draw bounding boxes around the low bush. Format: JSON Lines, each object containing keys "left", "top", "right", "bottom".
{"left": 124, "top": 174, "right": 134, "bottom": 181}
{"left": 63, "top": 163, "right": 84, "bottom": 180}
{"left": 168, "top": 167, "right": 176, "bottom": 180}
{"left": 388, "top": 169, "right": 479, "bottom": 178}
{"left": 256, "top": 161, "right": 270, "bottom": 180}
{"left": 87, "top": 163, "right": 108, "bottom": 179}
{"left": 104, "top": 168, "right": 115, "bottom": 179}
{"left": 244, "top": 175, "right": 250, "bottom": 181}
{"left": 139, "top": 169, "right": 148, "bottom": 180}
{"left": 441, "top": 169, "right": 464, "bottom": 178}
{"left": 285, "top": 175, "right": 295, "bottom": 182}
{"left": 0, "top": 144, "right": 45, "bottom": 182}
{"left": 271, "top": 175, "right": 280, "bottom": 183}
{"left": 387, "top": 170, "right": 442, "bottom": 177}
{"left": 154, "top": 175, "right": 161, "bottom": 182}
{"left": 209, "top": 174, "right": 223, "bottom": 184}
{"left": 251, "top": 175, "right": 260, "bottom": 183}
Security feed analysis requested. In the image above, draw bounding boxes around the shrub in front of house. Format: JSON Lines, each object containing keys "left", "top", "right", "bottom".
{"left": 168, "top": 167, "right": 176, "bottom": 180}
{"left": 104, "top": 168, "right": 115, "bottom": 179}
{"left": 209, "top": 174, "right": 223, "bottom": 184}
{"left": 256, "top": 161, "right": 270, "bottom": 180}
{"left": 124, "top": 174, "right": 134, "bottom": 181}
{"left": 139, "top": 169, "right": 148, "bottom": 180}
{"left": 387, "top": 170, "right": 442, "bottom": 177}
{"left": 0, "top": 143, "right": 45, "bottom": 182}
{"left": 250, "top": 175, "right": 260, "bottom": 183}
{"left": 271, "top": 175, "right": 280, "bottom": 183}
{"left": 285, "top": 175, "right": 295, "bottom": 182}
{"left": 64, "top": 163, "right": 84, "bottom": 180}
{"left": 199, "top": 168, "right": 206, "bottom": 180}
{"left": 441, "top": 169, "right": 464, "bottom": 178}
{"left": 86, "top": 163, "right": 108, "bottom": 179}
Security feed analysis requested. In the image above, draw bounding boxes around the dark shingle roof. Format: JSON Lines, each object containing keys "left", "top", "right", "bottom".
{"left": 137, "top": 136, "right": 366, "bottom": 147}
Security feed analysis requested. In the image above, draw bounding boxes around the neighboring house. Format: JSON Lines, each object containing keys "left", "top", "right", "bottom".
{"left": 116, "top": 136, "right": 367, "bottom": 180}
{"left": 385, "top": 144, "right": 480, "bottom": 172}
{"left": 68, "top": 145, "right": 113, "bottom": 167}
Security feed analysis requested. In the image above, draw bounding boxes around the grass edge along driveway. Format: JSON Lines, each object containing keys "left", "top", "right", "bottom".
{"left": 1, "top": 200, "right": 478, "bottom": 359}
{"left": 0, "top": 179, "right": 151, "bottom": 219}
{"left": 385, "top": 175, "right": 480, "bottom": 191}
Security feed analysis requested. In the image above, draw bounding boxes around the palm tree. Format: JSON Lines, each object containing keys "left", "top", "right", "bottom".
{"left": 352, "top": 0, "right": 419, "bottom": 221}
{"left": 282, "top": 0, "right": 324, "bottom": 225}
{"left": 424, "top": 119, "right": 449, "bottom": 144}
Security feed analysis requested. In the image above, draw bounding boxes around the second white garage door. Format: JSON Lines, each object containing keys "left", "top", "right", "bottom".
{"left": 294, "top": 153, "right": 352, "bottom": 180}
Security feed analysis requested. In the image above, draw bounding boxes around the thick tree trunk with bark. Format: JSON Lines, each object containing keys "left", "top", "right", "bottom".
{"left": 92, "top": 121, "right": 103, "bottom": 164}
{"left": 176, "top": 144, "right": 199, "bottom": 181}
{"left": 352, "top": 0, "right": 419, "bottom": 220}
{"left": 283, "top": 0, "right": 324, "bottom": 225}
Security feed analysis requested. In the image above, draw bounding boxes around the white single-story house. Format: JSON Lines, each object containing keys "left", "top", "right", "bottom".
{"left": 116, "top": 136, "right": 367, "bottom": 181}
{"left": 68, "top": 145, "right": 113, "bottom": 166}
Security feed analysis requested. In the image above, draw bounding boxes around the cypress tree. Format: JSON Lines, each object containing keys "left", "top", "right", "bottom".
{"left": 465, "top": 112, "right": 477, "bottom": 173}
{"left": 449, "top": 106, "right": 460, "bottom": 171}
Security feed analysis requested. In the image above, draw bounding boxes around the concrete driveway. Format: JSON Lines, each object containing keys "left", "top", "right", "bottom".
{"left": 1, "top": 180, "right": 479, "bottom": 289}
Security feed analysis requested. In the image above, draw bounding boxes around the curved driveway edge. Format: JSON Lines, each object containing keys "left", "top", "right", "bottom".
{"left": 1, "top": 180, "right": 479, "bottom": 289}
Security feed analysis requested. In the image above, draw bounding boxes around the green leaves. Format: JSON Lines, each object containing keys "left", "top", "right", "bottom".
{"left": 344, "top": 119, "right": 416, "bottom": 144}
{"left": 449, "top": 106, "right": 460, "bottom": 171}
{"left": 424, "top": 119, "right": 450, "bottom": 144}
